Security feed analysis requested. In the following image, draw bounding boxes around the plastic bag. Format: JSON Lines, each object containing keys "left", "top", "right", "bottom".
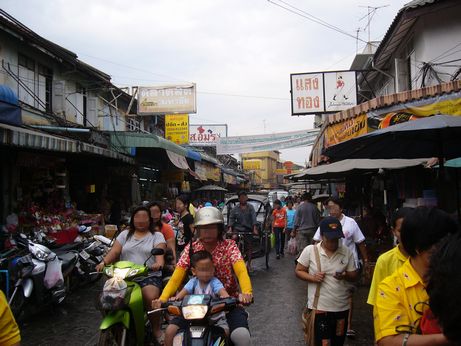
{"left": 44, "top": 257, "right": 64, "bottom": 289}
{"left": 287, "top": 237, "right": 297, "bottom": 256}
{"left": 270, "top": 233, "right": 275, "bottom": 248}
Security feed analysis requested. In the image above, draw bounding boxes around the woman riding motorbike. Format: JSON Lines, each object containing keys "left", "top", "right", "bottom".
{"left": 96, "top": 206, "right": 166, "bottom": 343}
{"left": 154, "top": 207, "right": 253, "bottom": 346}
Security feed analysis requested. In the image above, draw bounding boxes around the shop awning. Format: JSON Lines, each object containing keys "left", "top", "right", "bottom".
{"left": 0, "top": 123, "right": 134, "bottom": 164}
{"left": 293, "top": 158, "right": 429, "bottom": 180}
{"left": 107, "top": 131, "right": 202, "bottom": 160}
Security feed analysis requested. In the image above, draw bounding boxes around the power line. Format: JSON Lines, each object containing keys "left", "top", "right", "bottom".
{"left": 267, "top": 0, "right": 375, "bottom": 46}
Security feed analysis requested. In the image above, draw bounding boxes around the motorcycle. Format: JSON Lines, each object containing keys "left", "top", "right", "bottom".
{"left": 8, "top": 234, "right": 78, "bottom": 321}
{"left": 72, "top": 238, "right": 109, "bottom": 285}
{"left": 151, "top": 294, "right": 238, "bottom": 346}
{"left": 97, "top": 248, "right": 165, "bottom": 346}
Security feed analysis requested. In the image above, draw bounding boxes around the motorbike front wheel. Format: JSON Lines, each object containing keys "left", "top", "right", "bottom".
{"left": 98, "top": 324, "right": 128, "bottom": 346}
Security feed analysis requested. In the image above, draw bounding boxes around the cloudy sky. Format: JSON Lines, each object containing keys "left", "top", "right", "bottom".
{"left": 3, "top": 0, "right": 410, "bottom": 164}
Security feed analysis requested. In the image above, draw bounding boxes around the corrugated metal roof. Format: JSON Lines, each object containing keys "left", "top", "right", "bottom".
{"left": 404, "top": 0, "right": 437, "bottom": 9}
{"left": 373, "top": 0, "right": 442, "bottom": 69}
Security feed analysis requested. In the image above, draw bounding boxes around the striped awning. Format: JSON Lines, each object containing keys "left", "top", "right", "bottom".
{"left": 0, "top": 123, "right": 134, "bottom": 164}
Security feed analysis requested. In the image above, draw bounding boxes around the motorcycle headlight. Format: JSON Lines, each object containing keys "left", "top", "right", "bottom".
{"left": 182, "top": 305, "right": 208, "bottom": 320}
{"left": 34, "top": 248, "right": 50, "bottom": 261}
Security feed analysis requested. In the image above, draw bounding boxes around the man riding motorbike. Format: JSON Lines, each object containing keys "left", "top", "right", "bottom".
{"left": 154, "top": 206, "right": 253, "bottom": 346}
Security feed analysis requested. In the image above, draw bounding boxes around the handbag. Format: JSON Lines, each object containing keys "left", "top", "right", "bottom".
{"left": 301, "top": 244, "right": 321, "bottom": 345}
{"left": 288, "top": 237, "right": 297, "bottom": 256}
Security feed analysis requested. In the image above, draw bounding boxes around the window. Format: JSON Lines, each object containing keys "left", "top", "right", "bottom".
{"left": 18, "top": 54, "right": 53, "bottom": 112}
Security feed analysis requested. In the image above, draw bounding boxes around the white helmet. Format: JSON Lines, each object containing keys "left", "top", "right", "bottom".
{"left": 194, "top": 207, "right": 224, "bottom": 227}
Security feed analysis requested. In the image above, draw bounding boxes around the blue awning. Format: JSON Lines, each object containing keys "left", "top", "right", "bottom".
{"left": 186, "top": 149, "right": 202, "bottom": 161}
{"left": 0, "top": 85, "right": 18, "bottom": 105}
{"left": 0, "top": 85, "right": 21, "bottom": 126}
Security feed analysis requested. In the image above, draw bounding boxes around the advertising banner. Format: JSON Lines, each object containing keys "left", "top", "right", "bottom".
{"left": 325, "top": 114, "right": 367, "bottom": 147}
{"left": 290, "top": 70, "right": 357, "bottom": 115}
{"left": 223, "top": 173, "right": 237, "bottom": 185}
{"left": 324, "top": 71, "right": 357, "bottom": 112}
{"left": 138, "top": 84, "right": 196, "bottom": 115}
{"left": 194, "top": 162, "right": 208, "bottom": 180}
{"left": 166, "top": 150, "right": 190, "bottom": 170}
{"left": 206, "top": 166, "right": 221, "bottom": 182}
{"left": 243, "top": 159, "right": 262, "bottom": 170}
{"left": 216, "top": 129, "right": 319, "bottom": 155}
{"left": 189, "top": 124, "right": 228, "bottom": 146}
{"left": 165, "top": 114, "right": 189, "bottom": 145}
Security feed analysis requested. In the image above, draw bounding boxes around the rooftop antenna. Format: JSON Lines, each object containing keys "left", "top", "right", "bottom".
{"left": 359, "top": 4, "right": 389, "bottom": 43}
{"left": 356, "top": 27, "right": 361, "bottom": 53}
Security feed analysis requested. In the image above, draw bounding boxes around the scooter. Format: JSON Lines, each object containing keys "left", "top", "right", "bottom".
{"left": 8, "top": 234, "right": 78, "bottom": 321}
{"left": 97, "top": 248, "right": 164, "bottom": 346}
{"left": 73, "top": 238, "right": 109, "bottom": 285}
{"left": 151, "top": 295, "right": 238, "bottom": 346}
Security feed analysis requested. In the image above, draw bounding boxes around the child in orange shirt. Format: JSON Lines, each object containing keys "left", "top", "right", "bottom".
{"left": 272, "top": 199, "right": 287, "bottom": 259}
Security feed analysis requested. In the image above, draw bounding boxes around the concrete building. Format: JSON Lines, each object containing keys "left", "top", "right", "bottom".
{"left": 241, "top": 151, "right": 281, "bottom": 189}
{"left": 311, "top": 0, "right": 461, "bottom": 166}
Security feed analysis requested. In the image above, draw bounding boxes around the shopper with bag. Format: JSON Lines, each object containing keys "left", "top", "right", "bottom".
{"left": 285, "top": 200, "right": 297, "bottom": 253}
{"left": 295, "top": 217, "right": 358, "bottom": 345}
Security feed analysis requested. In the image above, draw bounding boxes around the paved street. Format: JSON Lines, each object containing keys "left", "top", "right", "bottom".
{"left": 20, "top": 253, "right": 374, "bottom": 345}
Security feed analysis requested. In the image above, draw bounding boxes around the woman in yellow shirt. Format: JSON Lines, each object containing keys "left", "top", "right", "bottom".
{"left": 0, "top": 290, "right": 21, "bottom": 346}
{"left": 367, "top": 207, "right": 413, "bottom": 306}
{"left": 374, "top": 207, "right": 455, "bottom": 346}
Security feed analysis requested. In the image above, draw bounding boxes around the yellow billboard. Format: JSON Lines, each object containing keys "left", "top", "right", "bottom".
{"left": 165, "top": 114, "right": 189, "bottom": 145}
{"left": 325, "top": 113, "right": 367, "bottom": 147}
{"left": 243, "top": 159, "right": 262, "bottom": 170}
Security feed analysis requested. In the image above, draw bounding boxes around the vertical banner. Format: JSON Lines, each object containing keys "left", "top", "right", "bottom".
{"left": 165, "top": 114, "right": 189, "bottom": 145}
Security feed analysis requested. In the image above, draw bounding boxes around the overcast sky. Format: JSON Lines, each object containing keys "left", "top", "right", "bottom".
{"left": 3, "top": 0, "right": 410, "bottom": 164}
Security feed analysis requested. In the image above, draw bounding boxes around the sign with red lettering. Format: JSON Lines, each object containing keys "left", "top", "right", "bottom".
{"left": 189, "top": 124, "right": 227, "bottom": 147}
{"left": 290, "top": 70, "right": 357, "bottom": 115}
{"left": 290, "top": 73, "right": 324, "bottom": 115}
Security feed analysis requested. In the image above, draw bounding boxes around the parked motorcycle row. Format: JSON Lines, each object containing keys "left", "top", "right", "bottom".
{"left": 0, "top": 225, "right": 112, "bottom": 322}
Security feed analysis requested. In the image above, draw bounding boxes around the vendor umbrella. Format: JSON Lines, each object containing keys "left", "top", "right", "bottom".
{"left": 324, "top": 115, "right": 461, "bottom": 216}
{"left": 194, "top": 185, "right": 228, "bottom": 192}
{"left": 324, "top": 115, "right": 461, "bottom": 161}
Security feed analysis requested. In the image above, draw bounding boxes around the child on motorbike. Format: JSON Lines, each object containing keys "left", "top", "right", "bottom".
{"left": 166, "top": 250, "right": 230, "bottom": 340}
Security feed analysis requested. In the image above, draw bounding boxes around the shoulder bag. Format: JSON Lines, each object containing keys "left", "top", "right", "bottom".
{"left": 301, "top": 244, "right": 321, "bottom": 345}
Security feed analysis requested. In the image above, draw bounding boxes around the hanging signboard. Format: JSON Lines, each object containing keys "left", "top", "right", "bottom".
{"left": 194, "top": 162, "right": 208, "bottom": 181}
{"left": 216, "top": 129, "right": 319, "bottom": 155}
{"left": 290, "top": 70, "right": 357, "bottom": 115}
{"left": 189, "top": 124, "right": 228, "bottom": 146}
{"left": 325, "top": 113, "right": 367, "bottom": 147}
{"left": 324, "top": 71, "right": 358, "bottom": 112}
{"left": 206, "top": 166, "right": 221, "bottom": 181}
{"left": 165, "top": 114, "right": 189, "bottom": 145}
{"left": 138, "top": 84, "right": 196, "bottom": 115}
{"left": 290, "top": 73, "right": 324, "bottom": 115}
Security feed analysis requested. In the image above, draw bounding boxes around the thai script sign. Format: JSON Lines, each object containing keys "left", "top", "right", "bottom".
{"left": 189, "top": 124, "right": 227, "bottom": 146}
{"left": 165, "top": 114, "right": 189, "bottom": 145}
{"left": 325, "top": 114, "right": 367, "bottom": 147}
{"left": 138, "top": 84, "right": 196, "bottom": 115}
{"left": 290, "top": 71, "right": 357, "bottom": 115}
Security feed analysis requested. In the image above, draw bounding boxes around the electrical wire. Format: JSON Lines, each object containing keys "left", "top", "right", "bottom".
{"left": 267, "top": 0, "right": 375, "bottom": 46}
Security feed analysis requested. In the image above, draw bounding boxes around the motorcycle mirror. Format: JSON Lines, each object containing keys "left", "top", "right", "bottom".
{"left": 151, "top": 248, "right": 165, "bottom": 256}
